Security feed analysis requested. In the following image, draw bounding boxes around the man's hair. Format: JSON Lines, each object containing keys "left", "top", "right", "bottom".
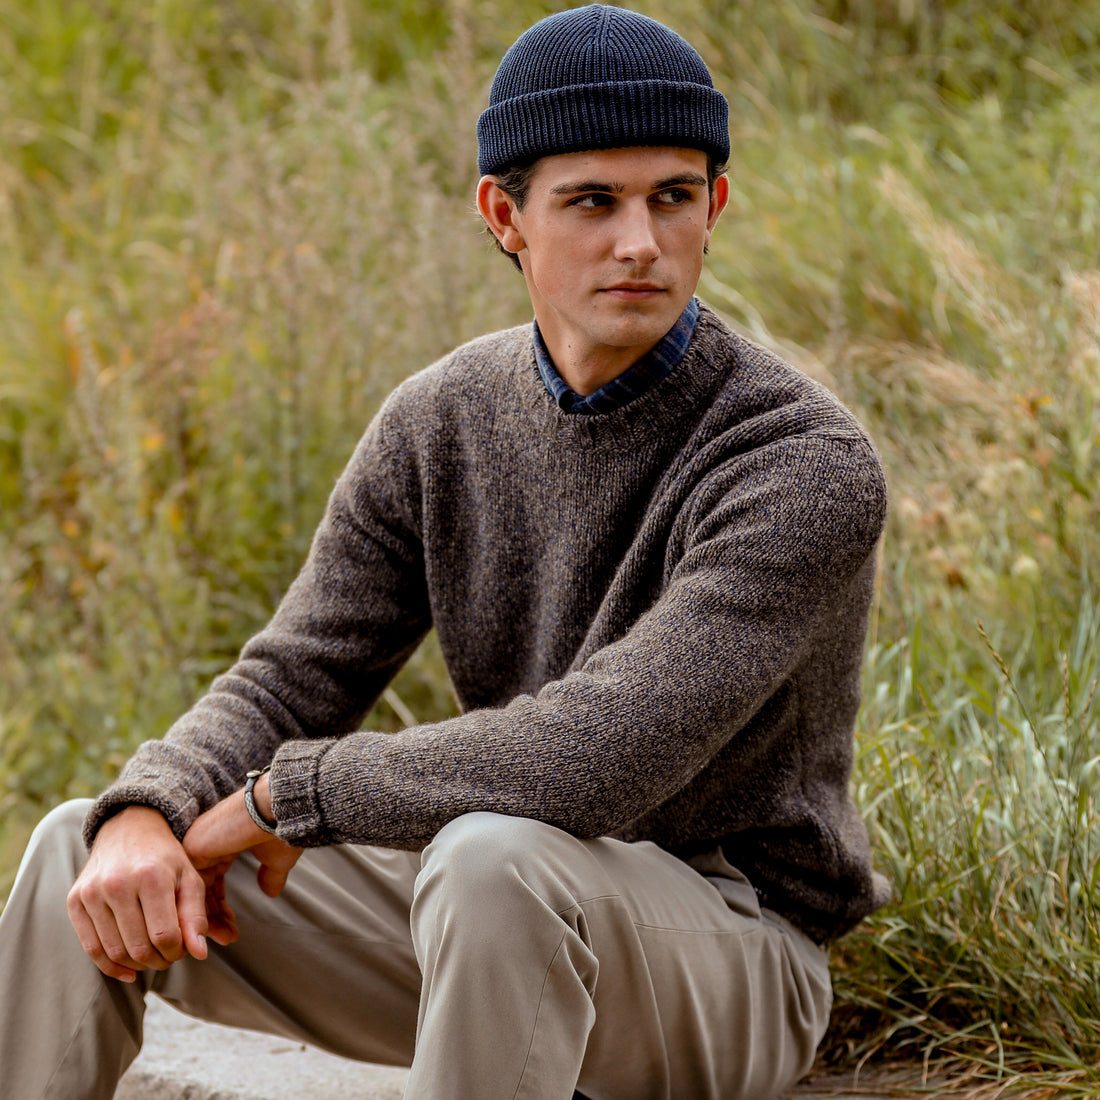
{"left": 485, "top": 154, "right": 730, "bottom": 272}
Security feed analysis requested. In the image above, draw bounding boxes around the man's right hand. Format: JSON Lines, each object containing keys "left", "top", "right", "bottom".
{"left": 66, "top": 805, "right": 221, "bottom": 983}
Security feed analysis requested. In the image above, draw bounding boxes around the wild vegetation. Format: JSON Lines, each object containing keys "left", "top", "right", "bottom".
{"left": 2, "top": 0, "right": 1098, "bottom": 1091}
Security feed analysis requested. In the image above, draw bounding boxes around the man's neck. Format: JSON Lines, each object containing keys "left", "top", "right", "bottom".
{"left": 532, "top": 298, "right": 700, "bottom": 416}
{"left": 542, "top": 337, "right": 655, "bottom": 397}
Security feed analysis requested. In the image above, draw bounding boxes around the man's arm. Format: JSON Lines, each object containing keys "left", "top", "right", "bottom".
{"left": 80, "top": 398, "right": 432, "bottom": 851}
{"left": 69, "top": 394, "right": 427, "bottom": 978}
{"left": 264, "top": 432, "right": 887, "bottom": 851}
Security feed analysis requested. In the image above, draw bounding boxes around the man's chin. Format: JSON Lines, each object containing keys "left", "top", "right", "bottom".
{"left": 596, "top": 304, "right": 680, "bottom": 345}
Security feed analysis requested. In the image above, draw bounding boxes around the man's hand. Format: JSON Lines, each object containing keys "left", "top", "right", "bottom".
{"left": 68, "top": 780, "right": 301, "bottom": 984}
{"left": 183, "top": 774, "right": 303, "bottom": 906}
{"left": 67, "top": 805, "right": 212, "bottom": 983}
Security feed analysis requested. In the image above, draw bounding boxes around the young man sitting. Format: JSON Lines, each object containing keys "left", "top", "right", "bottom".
{"left": 0, "top": 6, "right": 889, "bottom": 1098}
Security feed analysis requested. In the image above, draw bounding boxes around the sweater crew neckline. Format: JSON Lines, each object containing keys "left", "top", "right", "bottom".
{"left": 522, "top": 303, "right": 734, "bottom": 451}
{"left": 533, "top": 297, "right": 700, "bottom": 416}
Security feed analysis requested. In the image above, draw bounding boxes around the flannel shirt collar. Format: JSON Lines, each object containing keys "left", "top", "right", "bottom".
{"left": 533, "top": 297, "right": 700, "bottom": 416}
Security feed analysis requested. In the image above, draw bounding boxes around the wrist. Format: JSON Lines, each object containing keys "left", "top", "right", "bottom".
{"left": 98, "top": 803, "right": 173, "bottom": 839}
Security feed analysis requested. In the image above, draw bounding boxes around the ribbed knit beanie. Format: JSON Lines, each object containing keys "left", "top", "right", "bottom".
{"left": 477, "top": 4, "right": 730, "bottom": 176}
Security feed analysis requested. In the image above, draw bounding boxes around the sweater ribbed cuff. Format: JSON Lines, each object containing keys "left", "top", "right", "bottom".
{"left": 270, "top": 737, "right": 338, "bottom": 847}
{"left": 82, "top": 781, "right": 200, "bottom": 848}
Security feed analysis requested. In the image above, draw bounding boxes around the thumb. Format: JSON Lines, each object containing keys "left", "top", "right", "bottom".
{"left": 177, "top": 865, "right": 210, "bottom": 961}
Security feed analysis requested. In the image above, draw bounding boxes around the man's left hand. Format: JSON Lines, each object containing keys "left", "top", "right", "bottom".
{"left": 182, "top": 775, "right": 303, "bottom": 938}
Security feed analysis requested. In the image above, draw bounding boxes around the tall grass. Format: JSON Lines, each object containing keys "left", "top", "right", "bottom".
{"left": 2, "top": 0, "right": 1099, "bottom": 1087}
{"left": 827, "top": 606, "right": 1100, "bottom": 1091}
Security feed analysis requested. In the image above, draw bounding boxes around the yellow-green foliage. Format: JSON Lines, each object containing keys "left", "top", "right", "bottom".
{"left": 2, "top": 0, "right": 1099, "bottom": 1085}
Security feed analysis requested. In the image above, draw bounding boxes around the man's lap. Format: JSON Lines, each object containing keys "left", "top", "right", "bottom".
{"left": 2, "top": 801, "right": 832, "bottom": 1099}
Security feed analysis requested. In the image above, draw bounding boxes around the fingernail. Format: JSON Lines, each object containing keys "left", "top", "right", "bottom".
{"left": 197, "top": 934, "right": 208, "bottom": 954}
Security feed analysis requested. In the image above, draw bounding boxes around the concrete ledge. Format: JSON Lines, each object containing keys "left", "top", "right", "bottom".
{"left": 117, "top": 999, "right": 408, "bottom": 1100}
{"left": 118, "top": 997, "right": 935, "bottom": 1100}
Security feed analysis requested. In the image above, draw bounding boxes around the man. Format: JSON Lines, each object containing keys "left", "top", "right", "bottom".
{"left": 0, "top": 6, "right": 889, "bottom": 1099}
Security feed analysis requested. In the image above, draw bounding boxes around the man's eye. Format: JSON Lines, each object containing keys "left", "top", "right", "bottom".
{"left": 655, "top": 188, "right": 692, "bottom": 206}
{"left": 571, "top": 193, "right": 613, "bottom": 208}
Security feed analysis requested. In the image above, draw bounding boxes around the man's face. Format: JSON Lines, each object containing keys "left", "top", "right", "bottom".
{"left": 484, "top": 146, "right": 728, "bottom": 388}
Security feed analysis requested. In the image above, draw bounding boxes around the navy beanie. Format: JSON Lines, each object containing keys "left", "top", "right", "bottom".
{"left": 477, "top": 4, "right": 730, "bottom": 176}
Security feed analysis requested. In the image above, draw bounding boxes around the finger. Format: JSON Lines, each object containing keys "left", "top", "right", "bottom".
{"left": 253, "top": 843, "right": 303, "bottom": 898}
{"left": 199, "top": 869, "right": 239, "bottom": 945}
{"left": 256, "top": 862, "right": 288, "bottom": 897}
{"left": 138, "top": 873, "right": 191, "bottom": 965}
{"left": 68, "top": 874, "right": 148, "bottom": 974}
{"left": 210, "top": 867, "right": 239, "bottom": 941}
{"left": 206, "top": 912, "right": 239, "bottom": 946}
{"left": 67, "top": 888, "right": 138, "bottom": 983}
{"left": 204, "top": 882, "right": 239, "bottom": 946}
{"left": 84, "top": 896, "right": 151, "bottom": 974}
{"left": 202, "top": 859, "right": 234, "bottom": 888}
{"left": 176, "top": 864, "right": 210, "bottom": 961}
{"left": 101, "top": 866, "right": 175, "bottom": 971}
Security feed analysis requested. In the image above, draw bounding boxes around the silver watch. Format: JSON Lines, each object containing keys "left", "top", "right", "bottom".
{"left": 244, "top": 766, "right": 278, "bottom": 835}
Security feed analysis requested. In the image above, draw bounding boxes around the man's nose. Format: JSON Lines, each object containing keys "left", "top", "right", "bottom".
{"left": 613, "top": 202, "right": 660, "bottom": 265}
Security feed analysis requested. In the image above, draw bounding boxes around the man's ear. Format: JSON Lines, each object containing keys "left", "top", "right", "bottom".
{"left": 477, "top": 177, "right": 526, "bottom": 255}
{"left": 704, "top": 172, "right": 730, "bottom": 250}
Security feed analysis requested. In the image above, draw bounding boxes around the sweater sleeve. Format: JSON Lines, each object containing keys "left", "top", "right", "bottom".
{"left": 82, "top": 400, "right": 432, "bottom": 845}
{"left": 269, "top": 433, "right": 887, "bottom": 850}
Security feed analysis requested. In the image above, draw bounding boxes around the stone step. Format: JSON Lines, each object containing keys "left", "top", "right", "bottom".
{"left": 117, "top": 999, "right": 408, "bottom": 1100}
{"left": 116, "top": 997, "right": 932, "bottom": 1100}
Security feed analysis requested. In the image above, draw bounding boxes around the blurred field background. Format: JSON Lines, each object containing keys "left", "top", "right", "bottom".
{"left": 1, "top": 0, "right": 1098, "bottom": 1091}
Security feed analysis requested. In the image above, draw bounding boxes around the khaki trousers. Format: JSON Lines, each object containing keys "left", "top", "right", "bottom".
{"left": 0, "top": 799, "right": 831, "bottom": 1100}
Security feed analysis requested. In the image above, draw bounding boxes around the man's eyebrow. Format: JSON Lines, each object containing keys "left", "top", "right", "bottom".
{"left": 548, "top": 173, "right": 709, "bottom": 196}
{"left": 548, "top": 179, "right": 625, "bottom": 196}
{"left": 654, "top": 172, "right": 708, "bottom": 189}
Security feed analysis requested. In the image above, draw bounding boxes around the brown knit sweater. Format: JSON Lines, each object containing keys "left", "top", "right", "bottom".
{"left": 85, "top": 303, "right": 890, "bottom": 944}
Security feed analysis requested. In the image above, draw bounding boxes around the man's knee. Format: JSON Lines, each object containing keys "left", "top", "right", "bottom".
{"left": 27, "top": 796, "right": 92, "bottom": 853}
{"left": 411, "top": 813, "right": 602, "bottom": 999}
{"left": 3, "top": 799, "right": 94, "bottom": 934}
{"left": 415, "top": 812, "right": 597, "bottom": 922}
{"left": 37, "top": 796, "right": 93, "bottom": 834}
{"left": 6, "top": 798, "right": 95, "bottom": 900}
{"left": 422, "top": 811, "right": 579, "bottom": 882}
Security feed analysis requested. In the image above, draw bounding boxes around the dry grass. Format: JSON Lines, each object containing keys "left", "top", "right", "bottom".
{"left": 2, "top": 0, "right": 1099, "bottom": 1088}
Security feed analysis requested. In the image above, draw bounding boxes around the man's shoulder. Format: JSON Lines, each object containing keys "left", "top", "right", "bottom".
{"left": 364, "top": 323, "right": 539, "bottom": 457}
{"left": 692, "top": 303, "right": 872, "bottom": 445}
{"left": 392, "top": 323, "right": 535, "bottom": 407}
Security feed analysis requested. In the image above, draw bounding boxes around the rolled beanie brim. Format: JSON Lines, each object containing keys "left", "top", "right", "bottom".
{"left": 477, "top": 79, "right": 729, "bottom": 175}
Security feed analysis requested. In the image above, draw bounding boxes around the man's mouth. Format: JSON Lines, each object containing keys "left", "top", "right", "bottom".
{"left": 601, "top": 283, "right": 665, "bottom": 297}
